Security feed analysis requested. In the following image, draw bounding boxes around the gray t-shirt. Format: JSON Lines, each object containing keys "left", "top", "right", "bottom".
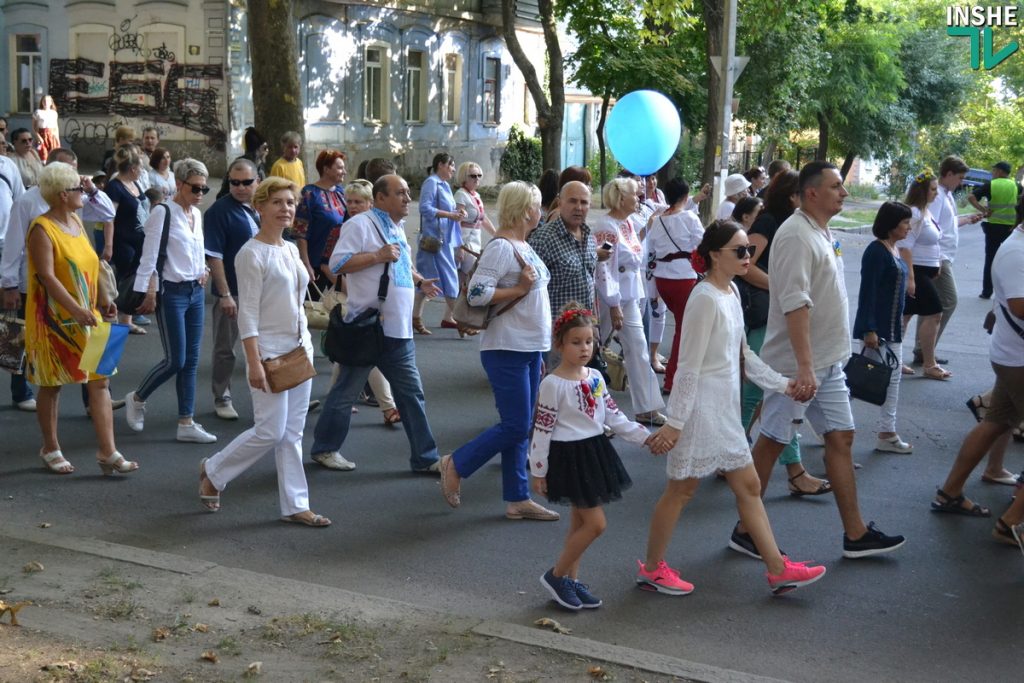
{"left": 759, "top": 209, "right": 851, "bottom": 374}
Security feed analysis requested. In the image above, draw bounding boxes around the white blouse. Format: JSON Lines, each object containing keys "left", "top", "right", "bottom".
{"left": 896, "top": 206, "right": 942, "bottom": 267}
{"left": 134, "top": 201, "right": 206, "bottom": 291}
{"left": 33, "top": 109, "right": 58, "bottom": 130}
{"left": 234, "top": 239, "right": 313, "bottom": 359}
{"left": 593, "top": 213, "right": 645, "bottom": 306}
{"left": 529, "top": 369, "right": 650, "bottom": 477}
{"left": 468, "top": 237, "right": 551, "bottom": 352}
{"left": 148, "top": 168, "right": 176, "bottom": 201}
{"left": 647, "top": 210, "right": 704, "bottom": 280}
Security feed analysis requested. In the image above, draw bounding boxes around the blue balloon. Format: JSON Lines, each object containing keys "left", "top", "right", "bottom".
{"left": 604, "top": 90, "right": 681, "bottom": 176}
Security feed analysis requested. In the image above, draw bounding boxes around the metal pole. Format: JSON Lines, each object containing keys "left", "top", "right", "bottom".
{"left": 713, "top": 0, "right": 739, "bottom": 217}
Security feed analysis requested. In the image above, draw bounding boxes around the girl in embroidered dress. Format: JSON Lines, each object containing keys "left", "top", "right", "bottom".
{"left": 531, "top": 304, "right": 652, "bottom": 610}
{"left": 639, "top": 221, "right": 827, "bottom": 596}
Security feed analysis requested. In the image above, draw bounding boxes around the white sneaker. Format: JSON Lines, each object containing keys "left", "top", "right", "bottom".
{"left": 214, "top": 400, "right": 239, "bottom": 420}
{"left": 16, "top": 398, "right": 37, "bottom": 412}
{"left": 874, "top": 435, "right": 913, "bottom": 454}
{"left": 177, "top": 421, "right": 217, "bottom": 444}
{"left": 312, "top": 451, "right": 356, "bottom": 471}
{"left": 125, "top": 392, "right": 146, "bottom": 432}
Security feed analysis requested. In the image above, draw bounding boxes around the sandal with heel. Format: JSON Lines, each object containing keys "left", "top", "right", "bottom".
{"left": 97, "top": 451, "right": 138, "bottom": 475}
{"left": 40, "top": 449, "right": 74, "bottom": 474}
{"left": 199, "top": 457, "right": 220, "bottom": 512}
{"left": 965, "top": 395, "right": 989, "bottom": 422}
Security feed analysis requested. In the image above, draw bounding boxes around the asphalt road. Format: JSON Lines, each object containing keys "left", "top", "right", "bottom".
{"left": 1, "top": 223, "right": 1020, "bottom": 683}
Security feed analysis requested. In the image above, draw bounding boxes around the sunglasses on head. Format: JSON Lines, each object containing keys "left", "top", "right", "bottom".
{"left": 229, "top": 178, "right": 256, "bottom": 187}
{"left": 186, "top": 182, "right": 211, "bottom": 195}
{"left": 718, "top": 245, "right": 756, "bottom": 259}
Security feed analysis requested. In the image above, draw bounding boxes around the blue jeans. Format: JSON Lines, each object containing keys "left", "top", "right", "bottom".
{"left": 136, "top": 280, "right": 205, "bottom": 417}
{"left": 452, "top": 350, "right": 542, "bottom": 502}
{"left": 312, "top": 336, "right": 439, "bottom": 470}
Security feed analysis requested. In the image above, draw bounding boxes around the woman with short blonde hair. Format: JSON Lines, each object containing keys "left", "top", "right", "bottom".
{"left": 454, "top": 161, "right": 496, "bottom": 278}
{"left": 26, "top": 162, "right": 138, "bottom": 476}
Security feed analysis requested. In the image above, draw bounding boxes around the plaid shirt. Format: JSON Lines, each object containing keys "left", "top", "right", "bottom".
{"left": 528, "top": 216, "right": 598, "bottom": 314}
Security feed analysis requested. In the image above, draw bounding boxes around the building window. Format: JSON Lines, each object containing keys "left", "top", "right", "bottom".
{"left": 482, "top": 56, "right": 500, "bottom": 125}
{"left": 13, "top": 34, "right": 43, "bottom": 113}
{"left": 442, "top": 53, "right": 462, "bottom": 124}
{"left": 405, "top": 50, "right": 425, "bottom": 124}
{"left": 364, "top": 45, "right": 388, "bottom": 123}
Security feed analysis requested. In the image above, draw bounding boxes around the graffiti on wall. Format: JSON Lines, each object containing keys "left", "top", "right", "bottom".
{"left": 49, "top": 56, "right": 226, "bottom": 150}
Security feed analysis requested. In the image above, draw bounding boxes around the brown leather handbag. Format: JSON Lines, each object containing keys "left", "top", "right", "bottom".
{"left": 260, "top": 253, "right": 316, "bottom": 393}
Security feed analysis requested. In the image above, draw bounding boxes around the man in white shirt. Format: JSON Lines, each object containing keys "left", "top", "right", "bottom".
{"left": 0, "top": 153, "right": 32, "bottom": 409}
{"left": 1, "top": 148, "right": 118, "bottom": 413}
{"left": 311, "top": 174, "right": 444, "bottom": 474}
{"left": 741, "top": 161, "right": 906, "bottom": 559}
{"left": 934, "top": 226, "right": 1024, "bottom": 543}
{"left": 915, "top": 156, "right": 984, "bottom": 365}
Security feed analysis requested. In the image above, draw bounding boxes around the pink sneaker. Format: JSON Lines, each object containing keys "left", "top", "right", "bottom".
{"left": 635, "top": 560, "right": 694, "bottom": 595}
{"left": 766, "top": 557, "right": 826, "bottom": 595}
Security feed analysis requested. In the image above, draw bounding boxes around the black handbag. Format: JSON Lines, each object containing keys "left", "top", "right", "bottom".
{"left": 323, "top": 215, "right": 390, "bottom": 367}
{"left": 115, "top": 203, "right": 171, "bottom": 314}
{"left": 843, "top": 343, "right": 898, "bottom": 406}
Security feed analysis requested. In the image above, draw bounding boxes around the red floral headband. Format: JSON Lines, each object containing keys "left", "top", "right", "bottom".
{"left": 554, "top": 308, "right": 593, "bottom": 335}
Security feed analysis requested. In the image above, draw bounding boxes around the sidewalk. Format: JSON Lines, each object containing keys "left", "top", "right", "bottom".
{"left": 1, "top": 525, "right": 787, "bottom": 683}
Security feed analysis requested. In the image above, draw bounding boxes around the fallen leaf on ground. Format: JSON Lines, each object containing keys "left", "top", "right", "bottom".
{"left": 208, "top": 598, "right": 220, "bottom": 607}
{"left": 39, "top": 522, "right": 52, "bottom": 528}
{"left": 41, "top": 661, "right": 80, "bottom": 672}
{"left": 152, "top": 627, "right": 170, "bottom": 642}
{"left": 0, "top": 599, "right": 32, "bottom": 625}
{"left": 22, "top": 561, "right": 44, "bottom": 573}
{"left": 588, "top": 665, "right": 610, "bottom": 680}
{"left": 246, "top": 662, "right": 262, "bottom": 676}
{"left": 533, "top": 617, "right": 572, "bottom": 635}
{"left": 130, "top": 667, "right": 157, "bottom": 681}
{"left": 194, "top": 623, "right": 209, "bottom": 633}
{"left": 200, "top": 650, "right": 219, "bottom": 663}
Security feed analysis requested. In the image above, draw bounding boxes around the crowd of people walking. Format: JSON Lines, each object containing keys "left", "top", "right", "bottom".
{"left": 2, "top": 113, "right": 1023, "bottom": 611}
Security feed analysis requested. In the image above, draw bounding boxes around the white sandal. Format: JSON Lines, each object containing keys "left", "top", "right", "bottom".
{"left": 97, "top": 451, "right": 139, "bottom": 475}
{"left": 40, "top": 449, "right": 74, "bottom": 474}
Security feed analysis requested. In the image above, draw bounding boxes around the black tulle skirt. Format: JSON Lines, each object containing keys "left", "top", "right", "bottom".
{"left": 545, "top": 434, "right": 632, "bottom": 509}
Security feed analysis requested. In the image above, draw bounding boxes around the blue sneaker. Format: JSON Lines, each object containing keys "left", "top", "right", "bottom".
{"left": 540, "top": 569, "right": 581, "bottom": 610}
{"left": 133, "top": 314, "right": 151, "bottom": 326}
{"left": 570, "top": 578, "right": 602, "bottom": 608}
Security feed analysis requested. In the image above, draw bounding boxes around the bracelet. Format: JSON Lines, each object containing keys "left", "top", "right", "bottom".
{"left": 219, "top": 293, "right": 232, "bottom": 299}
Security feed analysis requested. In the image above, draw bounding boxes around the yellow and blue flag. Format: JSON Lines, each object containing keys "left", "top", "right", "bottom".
{"left": 78, "top": 322, "right": 130, "bottom": 376}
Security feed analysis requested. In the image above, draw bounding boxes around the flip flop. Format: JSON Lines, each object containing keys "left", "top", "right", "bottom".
{"left": 923, "top": 366, "right": 952, "bottom": 380}
{"left": 931, "top": 488, "right": 990, "bottom": 517}
{"left": 787, "top": 469, "right": 833, "bottom": 497}
{"left": 281, "top": 512, "right": 331, "bottom": 527}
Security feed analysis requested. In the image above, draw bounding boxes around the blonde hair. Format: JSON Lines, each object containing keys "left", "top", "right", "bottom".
{"left": 38, "top": 162, "right": 81, "bottom": 207}
{"left": 114, "top": 125, "right": 135, "bottom": 144}
{"left": 497, "top": 181, "right": 541, "bottom": 228}
{"left": 602, "top": 177, "right": 637, "bottom": 212}
{"left": 252, "top": 175, "right": 298, "bottom": 206}
{"left": 456, "top": 161, "right": 482, "bottom": 187}
{"left": 345, "top": 179, "right": 373, "bottom": 202}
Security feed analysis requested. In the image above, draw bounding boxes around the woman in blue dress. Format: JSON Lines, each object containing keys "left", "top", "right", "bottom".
{"left": 413, "top": 152, "right": 465, "bottom": 335}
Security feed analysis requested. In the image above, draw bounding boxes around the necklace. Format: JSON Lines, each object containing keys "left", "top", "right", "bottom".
{"left": 49, "top": 214, "right": 80, "bottom": 236}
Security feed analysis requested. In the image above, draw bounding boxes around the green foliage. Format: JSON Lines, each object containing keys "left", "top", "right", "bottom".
{"left": 499, "top": 124, "right": 543, "bottom": 183}
{"left": 586, "top": 148, "right": 619, "bottom": 190}
{"left": 671, "top": 140, "right": 704, "bottom": 184}
{"left": 845, "top": 182, "right": 881, "bottom": 200}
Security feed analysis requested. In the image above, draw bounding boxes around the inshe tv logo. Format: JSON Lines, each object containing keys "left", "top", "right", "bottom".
{"left": 946, "top": 5, "right": 1020, "bottom": 70}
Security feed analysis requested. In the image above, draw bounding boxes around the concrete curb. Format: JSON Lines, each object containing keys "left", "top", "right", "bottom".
{"left": 2, "top": 525, "right": 791, "bottom": 683}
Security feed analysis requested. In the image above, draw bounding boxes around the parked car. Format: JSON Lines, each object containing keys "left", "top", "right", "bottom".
{"left": 962, "top": 167, "right": 992, "bottom": 189}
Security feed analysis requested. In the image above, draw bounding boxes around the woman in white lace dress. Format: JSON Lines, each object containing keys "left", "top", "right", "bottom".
{"left": 636, "top": 221, "right": 826, "bottom": 596}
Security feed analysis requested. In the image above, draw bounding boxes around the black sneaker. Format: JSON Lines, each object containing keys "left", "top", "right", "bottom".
{"left": 842, "top": 522, "right": 906, "bottom": 558}
{"left": 540, "top": 569, "right": 581, "bottom": 610}
{"left": 570, "top": 578, "right": 602, "bottom": 609}
{"left": 727, "top": 522, "right": 785, "bottom": 560}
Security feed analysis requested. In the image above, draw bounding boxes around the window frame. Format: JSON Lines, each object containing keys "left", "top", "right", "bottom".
{"left": 12, "top": 33, "right": 44, "bottom": 114}
{"left": 404, "top": 49, "right": 426, "bottom": 124}
{"left": 482, "top": 55, "right": 501, "bottom": 125}
{"left": 441, "top": 52, "right": 462, "bottom": 125}
{"left": 363, "top": 43, "right": 390, "bottom": 125}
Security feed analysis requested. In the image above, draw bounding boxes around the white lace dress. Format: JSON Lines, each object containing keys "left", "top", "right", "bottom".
{"left": 664, "top": 281, "right": 790, "bottom": 480}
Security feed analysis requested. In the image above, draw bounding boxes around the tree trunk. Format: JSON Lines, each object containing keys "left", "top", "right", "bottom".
{"left": 839, "top": 151, "right": 856, "bottom": 182}
{"left": 248, "top": 0, "right": 304, "bottom": 168}
{"left": 700, "top": 0, "right": 724, "bottom": 224}
{"left": 816, "top": 111, "right": 829, "bottom": 161}
{"left": 596, "top": 93, "right": 610, "bottom": 205}
{"left": 501, "top": 0, "right": 564, "bottom": 170}
{"left": 762, "top": 139, "right": 777, "bottom": 164}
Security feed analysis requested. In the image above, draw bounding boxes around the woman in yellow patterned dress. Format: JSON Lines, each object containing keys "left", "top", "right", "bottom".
{"left": 25, "top": 162, "right": 138, "bottom": 476}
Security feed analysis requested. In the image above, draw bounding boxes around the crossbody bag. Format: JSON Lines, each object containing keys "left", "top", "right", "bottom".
{"left": 261, "top": 248, "right": 316, "bottom": 393}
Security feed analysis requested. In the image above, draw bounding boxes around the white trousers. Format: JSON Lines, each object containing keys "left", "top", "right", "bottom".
{"left": 854, "top": 340, "right": 903, "bottom": 434}
{"left": 205, "top": 376, "right": 313, "bottom": 516}
{"left": 600, "top": 297, "right": 665, "bottom": 414}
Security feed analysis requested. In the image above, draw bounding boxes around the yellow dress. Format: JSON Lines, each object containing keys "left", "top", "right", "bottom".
{"left": 25, "top": 215, "right": 106, "bottom": 386}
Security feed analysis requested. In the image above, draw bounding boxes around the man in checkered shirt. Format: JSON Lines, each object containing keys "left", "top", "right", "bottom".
{"left": 528, "top": 181, "right": 611, "bottom": 317}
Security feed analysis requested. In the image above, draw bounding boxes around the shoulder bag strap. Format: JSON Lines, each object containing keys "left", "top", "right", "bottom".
{"left": 487, "top": 236, "right": 530, "bottom": 321}
{"left": 364, "top": 213, "right": 391, "bottom": 303}
{"left": 658, "top": 216, "right": 686, "bottom": 253}
{"left": 154, "top": 203, "right": 172, "bottom": 292}
{"left": 1000, "top": 304, "right": 1024, "bottom": 340}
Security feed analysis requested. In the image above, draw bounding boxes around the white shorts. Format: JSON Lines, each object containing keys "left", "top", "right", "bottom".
{"left": 759, "top": 362, "right": 855, "bottom": 443}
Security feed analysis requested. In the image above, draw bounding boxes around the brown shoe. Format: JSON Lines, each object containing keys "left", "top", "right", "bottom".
{"left": 506, "top": 499, "right": 560, "bottom": 521}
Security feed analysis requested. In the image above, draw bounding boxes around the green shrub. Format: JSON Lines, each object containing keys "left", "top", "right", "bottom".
{"left": 500, "top": 124, "right": 543, "bottom": 182}
{"left": 586, "top": 147, "right": 620, "bottom": 190}
{"left": 846, "top": 182, "right": 880, "bottom": 200}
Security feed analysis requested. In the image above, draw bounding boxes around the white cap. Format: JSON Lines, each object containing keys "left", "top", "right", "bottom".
{"left": 723, "top": 173, "right": 751, "bottom": 197}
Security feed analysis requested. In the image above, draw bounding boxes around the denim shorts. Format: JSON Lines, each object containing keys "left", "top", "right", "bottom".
{"left": 760, "top": 362, "right": 855, "bottom": 444}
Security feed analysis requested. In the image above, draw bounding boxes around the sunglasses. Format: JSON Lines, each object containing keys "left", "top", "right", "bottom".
{"left": 229, "top": 178, "right": 256, "bottom": 187}
{"left": 718, "top": 245, "right": 756, "bottom": 259}
{"left": 64, "top": 186, "right": 85, "bottom": 193}
{"left": 468, "top": 173, "right": 482, "bottom": 179}
{"left": 186, "top": 182, "right": 211, "bottom": 195}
